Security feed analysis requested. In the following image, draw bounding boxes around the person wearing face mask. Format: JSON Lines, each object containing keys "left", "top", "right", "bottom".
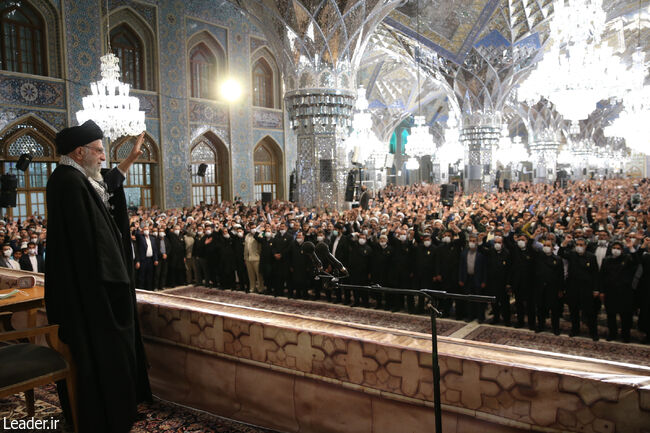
{"left": 135, "top": 227, "right": 160, "bottom": 291}
{"left": 153, "top": 228, "right": 171, "bottom": 291}
{"left": 192, "top": 227, "right": 206, "bottom": 285}
{"left": 271, "top": 222, "right": 292, "bottom": 297}
{"left": 435, "top": 225, "right": 465, "bottom": 317}
{"left": 370, "top": 234, "right": 393, "bottom": 309}
{"left": 231, "top": 226, "right": 249, "bottom": 292}
{"left": 458, "top": 234, "right": 487, "bottom": 322}
{"left": 638, "top": 237, "right": 650, "bottom": 344}
{"left": 0, "top": 244, "right": 19, "bottom": 270}
{"left": 506, "top": 232, "right": 536, "bottom": 330}
{"left": 183, "top": 227, "right": 196, "bottom": 284}
{"left": 244, "top": 224, "right": 263, "bottom": 294}
{"left": 218, "top": 227, "right": 237, "bottom": 290}
{"left": 166, "top": 224, "right": 186, "bottom": 287}
{"left": 348, "top": 232, "right": 373, "bottom": 307}
{"left": 600, "top": 240, "right": 642, "bottom": 342}
{"left": 532, "top": 239, "right": 564, "bottom": 335}
{"left": 412, "top": 232, "right": 438, "bottom": 314}
{"left": 479, "top": 235, "right": 512, "bottom": 325}
{"left": 19, "top": 241, "right": 44, "bottom": 272}
{"left": 328, "top": 223, "right": 351, "bottom": 303}
{"left": 558, "top": 236, "right": 600, "bottom": 340}
{"left": 202, "top": 225, "right": 220, "bottom": 288}
{"left": 387, "top": 228, "right": 413, "bottom": 312}
{"left": 588, "top": 230, "right": 611, "bottom": 270}
{"left": 288, "top": 232, "right": 312, "bottom": 299}
{"left": 256, "top": 227, "right": 274, "bottom": 295}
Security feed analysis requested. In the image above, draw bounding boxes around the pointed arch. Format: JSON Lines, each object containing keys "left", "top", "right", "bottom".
{"left": 253, "top": 135, "right": 284, "bottom": 200}
{"left": 251, "top": 46, "right": 281, "bottom": 109}
{"left": 0, "top": 0, "right": 50, "bottom": 76}
{"left": 111, "top": 133, "right": 160, "bottom": 208}
{"left": 187, "top": 31, "right": 226, "bottom": 101}
{"left": 106, "top": 7, "right": 157, "bottom": 91}
{"left": 0, "top": 114, "right": 57, "bottom": 218}
{"left": 190, "top": 131, "right": 230, "bottom": 204}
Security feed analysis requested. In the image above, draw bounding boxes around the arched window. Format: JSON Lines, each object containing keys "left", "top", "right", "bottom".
{"left": 189, "top": 43, "right": 216, "bottom": 99}
{"left": 110, "top": 24, "right": 143, "bottom": 90}
{"left": 111, "top": 134, "right": 158, "bottom": 208}
{"left": 0, "top": 1, "right": 47, "bottom": 75}
{"left": 254, "top": 138, "right": 282, "bottom": 200}
{"left": 190, "top": 132, "right": 229, "bottom": 205}
{"left": 252, "top": 58, "right": 273, "bottom": 108}
{"left": 0, "top": 116, "right": 57, "bottom": 219}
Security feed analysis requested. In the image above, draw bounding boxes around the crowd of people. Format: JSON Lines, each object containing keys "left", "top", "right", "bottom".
{"left": 3, "top": 178, "right": 650, "bottom": 343}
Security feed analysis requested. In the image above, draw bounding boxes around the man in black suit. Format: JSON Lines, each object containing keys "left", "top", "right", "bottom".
{"left": 479, "top": 234, "right": 512, "bottom": 325}
{"left": 458, "top": 234, "right": 487, "bottom": 322}
{"left": 288, "top": 232, "right": 312, "bottom": 299}
{"left": 19, "top": 241, "right": 44, "bottom": 272}
{"left": 271, "top": 222, "right": 292, "bottom": 297}
{"left": 435, "top": 224, "right": 465, "bottom": 317}
{"left": 559, "top": 236, "right": 600, "bottom": 340}
{"left": 359, "top": 185, "right": 371, "bottom": 210}
{"left": 506, "top": 232, "right": 536, "bottom": 329}
{"left": 135, "top": 227, "right": 159, "bottom": 291}
{"left": 533, "top": 238, "right": 564, "bottom": 335}
{"left": 412, "top": 232, "right": 437, "bottom": 313}
{"left": 370, "top": 234, "right": 393, "bottom": 309}
{"left": 166, "top": 224, "right": 186, "bottom": 287}
{"left": 348, "top": 232, "right": 373, "bottom": 307}
{"left": 152, "top": 227, "right": 170, "bottom": 291}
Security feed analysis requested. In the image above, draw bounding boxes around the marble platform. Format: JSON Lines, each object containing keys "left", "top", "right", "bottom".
{"left": 137, "top": 289, "right": 650, "bottom": 433}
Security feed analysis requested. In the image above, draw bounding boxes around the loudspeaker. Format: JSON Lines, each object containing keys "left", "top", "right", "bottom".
{"left": 289, "top": 172, "right": 296, "bottom": 202}
{"left": 16, "top": 153, "right": 32, "bottom": 172}
{"left": 503, "top": 178, "right": 511, "bottom": 191}
{"left": 440, "top": 183, "right": 455, "bottom": 207}
{"left": 0, "top": 174, "right": 17, "bottom": 207}
{"left": 344, "top": 170, "right": 356, "bottom": 202}
{"left": 261, "top": 192, "right": 272, "bottom": 203}
{"left": 197, "top": 163, "right": 208, "bottom": 177}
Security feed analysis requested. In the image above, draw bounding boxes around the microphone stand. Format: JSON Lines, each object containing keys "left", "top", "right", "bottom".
{"left": 317, "top": 275, "right": 495, "bottom": 433}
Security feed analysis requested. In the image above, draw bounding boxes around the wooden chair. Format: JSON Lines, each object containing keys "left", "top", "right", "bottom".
{"left": 0, "top": 325, "right": 78, "bottom": 432}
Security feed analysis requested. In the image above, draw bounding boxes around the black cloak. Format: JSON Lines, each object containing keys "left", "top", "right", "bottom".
{"left": 45, "top": 164, "right": 151, "bottom": 433}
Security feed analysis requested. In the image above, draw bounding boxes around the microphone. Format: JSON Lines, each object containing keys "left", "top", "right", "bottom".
{"left": 300, "top": 241, "right": 323, "bottom": 272}
{"left": 315, "top": 241, "right": 349, "bottom": 278}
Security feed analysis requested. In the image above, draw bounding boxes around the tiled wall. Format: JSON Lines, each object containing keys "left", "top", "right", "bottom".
{"left": 0, "top": 0, "right": 287, "bottom": 208}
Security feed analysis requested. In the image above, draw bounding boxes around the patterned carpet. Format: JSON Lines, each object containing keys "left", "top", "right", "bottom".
{"left": 0, "top": 384, "right": 278, "bottom": 433}
{"left": 163, "top": 286, "right": 650, "bottom": 366}
{"left": 165, "top": 286, "right": 466, "bottom": 336}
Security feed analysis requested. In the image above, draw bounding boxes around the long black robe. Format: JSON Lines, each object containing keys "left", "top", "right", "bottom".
{"left": 45, "top": 165, "right": 151, "bottom": 433}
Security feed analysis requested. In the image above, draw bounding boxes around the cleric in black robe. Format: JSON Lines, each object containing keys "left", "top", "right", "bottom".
{"left": 45, "top": 120, "right": 151, "bottom": 433}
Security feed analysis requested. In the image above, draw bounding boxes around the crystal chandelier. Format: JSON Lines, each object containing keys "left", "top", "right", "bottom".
{"left": 346, "top": 86, "right": 386, "bottom": 164}
{"left": 76, "top": 1, "right": 145, "bottom": 141}
{"left": 604, "top": 48, "right": 650, "bottom": 154}
{"left": 518, "top": 0, "right": 630, "bottom": 128}
{"left": 495, "top": 135, "right": 530, "bottom": 166}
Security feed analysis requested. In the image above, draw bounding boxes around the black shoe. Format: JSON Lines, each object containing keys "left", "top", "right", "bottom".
{"left": 569, "top": 329, "right": 579, "bottom": 337}
{"left": 553, "top": 329, "right": 560, "bottom": 336}
{"left": 514, "top": 321, "right": 524, "bottom": 329}
{"left": 490, "top": 318, "right": 499, "bottom": 325}
{"left": 606, "top": 334, "right": 616, "bottom": 342}
{"left": 592, "top": 334, "right": 599, "bottom": 342}
{"left": 535, "top": 326, "right": 543, "bottom": 334}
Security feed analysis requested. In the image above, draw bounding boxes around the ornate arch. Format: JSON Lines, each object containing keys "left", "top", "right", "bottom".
{"left": 110, "top": 132, "right": 158, "bottom": 163}
{"left": 187, "top": 31, "right": 226, "bottom": 100}
{"left": 190, "top": 131, "right": 230, "bottom": 203}
{"left": 253, "top": 135, "right": 284, "bottom": 200}
{"left": 106, "top": 7, "right": 157, "bottom": 91}
{"left": 251, "top": 47, "right": 281, "bottom": 109}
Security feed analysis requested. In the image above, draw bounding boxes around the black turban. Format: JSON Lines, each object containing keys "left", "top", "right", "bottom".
{"left": 55, "top": 120, "right": 103, "bottom": 155}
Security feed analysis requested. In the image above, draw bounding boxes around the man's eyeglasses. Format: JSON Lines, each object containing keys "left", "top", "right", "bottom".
{"left": 83, "top": 145, "right": 105, "bottom": 154}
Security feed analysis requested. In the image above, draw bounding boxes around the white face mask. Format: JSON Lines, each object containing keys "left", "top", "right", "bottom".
{"left": 317, "top": 236, "right": 325, "bottom": 242}
{"left": 517, "top": 240, "right": 526, "bottom": 249}
{"left": 237, "top": 232, "right": 244, "bottom": 238}
{"left": 399, "top": 235, "right": 407, "bottom": 242}
{"left": 442, "top": 236, "right": 451, "bottom": 244}
{"left": 423, "top": 240, "right": 432, "bottom": 247}
{"left": 296, "top": 238, "right": 304, "bottom": 244}
{"left": 612, "top": 248, "right": 622, "bottom": 257}
{"left": 223, "top": 234, "right": 230, "bottom": 239}
{"left": 265, "top": 232, "right": 272, "bottom": 238}
{"left": 543, "top": 246, "right": 552, "bottom": 255}
{"left": 280, "top": 230, "right": 287, "bottom": 235}
{"left": 468, "top": 242, "right": 476, "bottom": 249}
{"left": 29, "top": 248, "right": 36, "bottom": 255}
{"left": 494, "top": 243, "right": 502, "bottom": 251}
{"left": 159, "top": 232, "right": 166, "bottom": 238}
{"left": 206, "top": 230, "right": 213, "bottom": 235}
{"left": 197, "top": 231, "right": 204, "bottom": 236}
{"left": 358, "top": 238, "right": 367, "bottom": 245}
{"left": 3, "top": 250, "right": 11, "bottom": 257}
{"left": 379, "top": 241, "right": 387, "bottom": 248}
{"left": 174, "top": 230, "right": 180, "bottom": 236}
{"left": 575, "top": 246, "right": 585, "bottom": 254}
{"left": 598, "top": 239, "right": 608, "bottom": 246}
{"left": 143, "top": 230, "right": 150, "bottom": 236}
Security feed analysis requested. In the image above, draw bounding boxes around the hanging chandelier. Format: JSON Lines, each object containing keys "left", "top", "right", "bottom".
{"left": 495, "top": 135, "right": 530, "bottom": 166}
{"left": 76, "top": 0, "right": 145, "bottom": 141}
{"left": 405, "top": 115, "right": 435, "bottom": 159}
{"left": 518, "top": 0, "right": 630, "bottom": 128}
{"left": 346, "top": 86, "right": 386, "bottom": 164}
